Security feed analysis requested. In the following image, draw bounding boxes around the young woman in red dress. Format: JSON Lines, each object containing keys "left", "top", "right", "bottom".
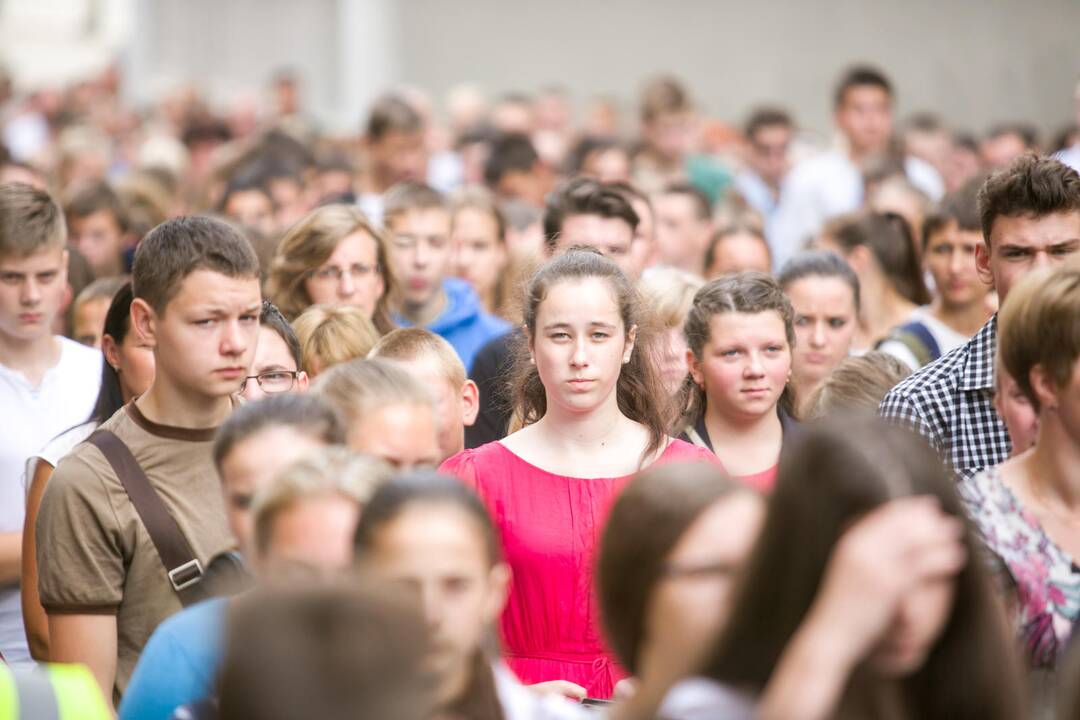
{"left": 440, "top": 248, "right": 715, "bottom": 700}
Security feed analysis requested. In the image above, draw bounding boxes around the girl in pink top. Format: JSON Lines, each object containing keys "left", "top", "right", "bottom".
{"left": 440, "top": 248, "right": 715, "bottom": 700}
{"left": 675, "top": 272, "right": 797, "bottom": 492}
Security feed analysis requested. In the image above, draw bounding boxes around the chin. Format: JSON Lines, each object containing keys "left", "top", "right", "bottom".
{"left": 868, "top": 649, "right": 925, "bottom": 677}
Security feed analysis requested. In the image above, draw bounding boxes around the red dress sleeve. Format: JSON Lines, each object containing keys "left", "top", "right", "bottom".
{"left": 438, "top": 448, "right": 480, "bottom": 492}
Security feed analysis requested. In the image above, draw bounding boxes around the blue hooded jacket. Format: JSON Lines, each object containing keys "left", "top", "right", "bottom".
{"left": 393, "top": 277, "right": 511, "bottom": 371}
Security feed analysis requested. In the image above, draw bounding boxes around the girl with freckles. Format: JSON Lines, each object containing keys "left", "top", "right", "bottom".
{"left": 440, "top": 248, "right": 714, "bottom": 700}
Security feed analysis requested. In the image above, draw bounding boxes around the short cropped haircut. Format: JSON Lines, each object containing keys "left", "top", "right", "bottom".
{"left": 212, "top": 393, "right": 346, "bottom": 473}
{"left": 744, "top": 107, "right": 793, "bottom": 141}
{"left": 382, "top": 182, "right": 447, "bottom": 230}
{"left": 660, "top": 181, "right": 712, "bottom": 221}
{"left": 542, "top": 177, "right": 640, "bottom": 251}
{"left": 922, "top": 175, "right": 984, "bottom": 249}
{"left": 132, "top": 216, "right": 260, "bottom": 314}
{"left": 640, "top": 75, "right": 693, "bottom": 123}
{"left": 65, "top": 180, "right": 129, "bottom": 232}
{"left": 366, "top": 95, "right": 423, "bottom": 141}
{"left": 252, "top": 447, "right": 392, "bottom": 557}
{"left": 260, "top": 300, "right": 303, "bottom": 371}
{"left": 998, "top": 265, "right": 1080, "bottom": 412}
{"left": 368, "top": 327, "right": 467, "bottom": 389}
{"left": 805, "top": 351, "right": 912, "bottom": 419}
{"left": 834, "top": 65, "right": 893, "bottom": 109}
{"left": 74, "top": 275, "right": 128, "bottom": 311}
{"left": 314, "top": 357, "right": 434, "bottom": 430}
{"left": 292, "top": 305, "right": 381, "bottom": 375}
{"left": 484, "top": 133, "right": 540, "bottom": 188}
{"left": 976, "top": 154, "right": 1080, "bottom": 246}
{"left": 0, "top": 182, "right": 66, "bottom": 259}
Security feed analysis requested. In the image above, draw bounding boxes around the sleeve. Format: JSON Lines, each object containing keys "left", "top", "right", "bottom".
{"left": 878, "top": 388, "right": 943, "bottom": 453}
{"left": 439, "top": 450, "right": 480, "bottom": 493}
{"left": 118, "top": 624, "right": 204, "bottom": 720}
{"left": 36, "top": 453, "right": 125, "bottom": 614}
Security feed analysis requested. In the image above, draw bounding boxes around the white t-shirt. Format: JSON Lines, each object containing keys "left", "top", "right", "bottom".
{"left": 657, "top": 676, "right": 756, "bottom": 719}
{"left": 494, "top": 663, "right": 590, "bottom": 720}
{"left": 878, "top": 307, "right": 970, "bottom": 372}
{"left": 0, "top": 336, "right": 101, "bottom": 666}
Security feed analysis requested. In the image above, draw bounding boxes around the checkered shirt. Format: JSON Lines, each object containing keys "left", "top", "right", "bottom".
{"left": 879, "top": 315, "right": 1011, "bottom": 480}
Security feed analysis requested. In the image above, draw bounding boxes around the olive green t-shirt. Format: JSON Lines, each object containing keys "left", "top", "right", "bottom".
{"left": 36, "top": 402, "right": 234, "bottom": 703}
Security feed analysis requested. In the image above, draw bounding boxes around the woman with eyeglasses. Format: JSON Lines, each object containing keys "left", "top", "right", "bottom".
{"left": 237, "top": 301, "right": 309, "bottom": 402}
{"left": 266, "top": 204, "right": 396, "bottom": 333}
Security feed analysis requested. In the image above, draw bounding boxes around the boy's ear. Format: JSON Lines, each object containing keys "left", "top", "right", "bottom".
{"left": 461, "top": 379, "right": 480, "bottom": 427}
{"left": 130, "top": 297, "right": 158, "bottom": 349}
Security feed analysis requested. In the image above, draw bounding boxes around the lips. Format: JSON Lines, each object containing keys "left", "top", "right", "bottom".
{"left": 804, "top": 353, "right": 828, "bottom": 364}
{"left": 567, "top": 379, "right": 596, "bottom": 391}
{"left": 217, "top": 367, "right": 246, "bottom": 379}
{"left": 18, "top": 313, "right": 43, "bottom": 324}
{"left": 407, "top": 277, "right": 429, "bottom": 291}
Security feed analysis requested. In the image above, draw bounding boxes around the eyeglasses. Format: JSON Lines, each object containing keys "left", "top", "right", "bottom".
{"left": 239, "top": 370, "right": 299, "bottom": 394}
{"left": 308, "top": 263, "right": 376, "bottom": 284}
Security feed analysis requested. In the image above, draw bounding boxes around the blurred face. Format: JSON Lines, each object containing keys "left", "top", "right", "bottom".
{"left": 654, "top": 193, "right": 711, "bottom": 275}
{"left": 688, "top": 311, "right": 791, "bottom": 424}
{"left": 239, "top": 325, "right": 308, "bottom": 402}
{"left": 647, "top": 492, "right": 765, "bottom": 672}
{"left": 981, "top": 133, "right": 1028, "bottom": 169}
{"left": 347, "top": 402, "right": 441, "bottom": 470}
{"left": 73, "top": 296, "right": 110, "bottom": 348}
{"left": 835, "top": 85, "right": 892, "bottom": 157}
{"left": 786, "top": 276, "right": 858, "bottom": 386}
{"left": 978, "top": 212, "right": 1080, "bottom": 302}
{"left": 372, "top": 130, "right": 427, "bottom": 186}
{"left": 994, "top": 369, "right": 1038, "bottom": 455}
{"left": 303, "top": 231, "right": 385, "bottom": 317}
{"left": 645, "top": 111, "right": 695, "bottom": 162}
{"left": 224, "top": 189, "right": 276, "bottom": 237}
{"left": 387, "top": 209, "right": 453, "bottom": 311}
{"left": 260, "top": 493, "right": 360, "bottom": 582}
{"left": 748, "top": 123, "right": 792, "bottom": 187}
{"left": 134, "top": 270, "right": 262, "bottom": 402}
{"left": 556, "top": 214, "right": 637, "bottom": 277}
{"left": 867, "top": 572, "right": 955, "bottom": 676}
{"left": 0, "top": 246, "right": 67, "bottom": 344}
{"left": 530, "top": 277, "right": 634, "bottom": 417}
{"left": 923, "top": 222, "right": 987, "bottom": 309}
{"left": 102, "top": 323, "right": 155, "bottom": 402}
{"left": 705, "top": 233, "right": 772, "bottom": 279}
{"left": 218, "top": 427, "right": 328, "bottom": 555}
{"left": 627, "top": 197, "right": 656, "bottom": 278}
{"left": 658, "top": 325, "right": 690, "bottom": 397}
{"left": 386, "top": 355, "right": 470, "bottom": 462}
{"left": 451, "top": 207, "right": 507, "bottom": 304}
{"left": 585, "top": 147, "right": 631, "bottom": 184}
{"left": 367, "top": 504, "right": 508, "bottom": 707}
{"left": 69, "top": 210, "right": 125, "bottom": 277}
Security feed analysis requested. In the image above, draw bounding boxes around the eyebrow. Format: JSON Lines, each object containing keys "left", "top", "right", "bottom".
{"left": 542, "top": 321, "right": 618, "bottom": 331}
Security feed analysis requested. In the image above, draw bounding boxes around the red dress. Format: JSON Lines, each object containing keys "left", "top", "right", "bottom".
{"left": 439, "top": 439, "right": 718, "bottom": 698}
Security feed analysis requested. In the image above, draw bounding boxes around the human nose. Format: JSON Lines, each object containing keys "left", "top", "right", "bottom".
{"left": 221, "top": 319, "right": 247, "bottom": 356}
{"left": 413, "top": 239, "right": 431, "bottom": 268}
{"left": 20, "top": 278, "right": 41, "bottom": 306}
{"left": 419, "top": 582, "right": 443, "bottom": 632}
{"left": 338, "top": 269, "right": 356, "bottom": 297}
{"left": 239, "top": 378, "right": 264, "bottom": 402}
{"left": 744, "top": 352, "right": 765, "bottom": 377}
{"left": 810, "top": 321, "right": 827, "bottom": 348}
{"left": 1032, "top": 250, "right": 1053, "bottom": 270}
{"left": 570, "top": 337, "right": 589, "bottom": 367}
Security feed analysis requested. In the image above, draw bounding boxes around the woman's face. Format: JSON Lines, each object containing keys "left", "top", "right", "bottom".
{"left": 867, "top": 572, "right": 956, "bottom": 677}
{"left": 646, "top": 492, "right": 766, "bottom": 674}
{"left": 785, "top": 276, "right": 858, "bottom": 387}
{"left": 688, "top": 311, "right": 791, "bottom": 423}
{"left": 531, "top": 277, "right": 633, "bottom": 417}
{"left": 451, "top": 207, "right": 507, "bottom": 305}
{"left": 994, "top": 368, "right": 1038, "bottom": 455}
{"left": 303, "top": 231, "right": 385, "bottom": 318}
{"left": 103, "top": 325, "right": 156, "bottom": 403}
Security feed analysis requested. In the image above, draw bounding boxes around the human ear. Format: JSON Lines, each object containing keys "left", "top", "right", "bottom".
{"left": 623, "top": 324, "right": 638, "bottom": 364}
{"left": 102, "top": 334, "right": 121, "bottom": 371}
{"left": 130, "top": 298, "right": 158, "bottom": 349}
{"left": 1029, "top": 364, "right": 1057, "bottom": 413}
{"left": 295, "top": 371, "right": 310, "bottom": 393}
{"left": 686, "top": 347, "right": 704, "bottom": 387}
{"left": 460, "top": 380, "right": 480, "bottom": 427}
{"left": 975, "top": 242, "right": 994, "bottom": 288}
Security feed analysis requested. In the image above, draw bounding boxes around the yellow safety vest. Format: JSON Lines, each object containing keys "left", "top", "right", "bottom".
{"left": 0, "top": 664, "right": 111, "bottom": 720}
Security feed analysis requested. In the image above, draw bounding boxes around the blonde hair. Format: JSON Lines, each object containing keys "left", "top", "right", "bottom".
{"left": 252, "top": 447, "right": 392, "bottom": 556}
{"left": 999, "top": 264, "right": 1080, "bottom": 412}
{"left": 267, "top": 204, "right": 395, "bottom": 332}
{"left": 314, "top": 357, "right": 434, "bottom": 430}
{"left": 292, "top": 305, "right": 381, "bottom": 377}
{"left": 368, "top": 327, "right": 466, "bottom": 389}
{"left": 639, "top": 266, "right": 705, "bottom": 329}
{"left": 805, "top": 351, "right": 911, "bottom": 419}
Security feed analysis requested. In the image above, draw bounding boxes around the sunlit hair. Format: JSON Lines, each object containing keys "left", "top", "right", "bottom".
{"left": 266, "top": 204, "right": 395, "bottom": 332}
{"left": 369, "top": 327, "right": 466, "bottom": 390}
{"left": 292, "top": 304, "right": 381, "bottom": 377}
{"left": 639, "top": 267, "right": 705, "bottom": 330}
{"left": 805, "top": 351, "right": 911, "bottom": 419}
{"left": 314, "top": 357, "right": 435, "bottom": 432}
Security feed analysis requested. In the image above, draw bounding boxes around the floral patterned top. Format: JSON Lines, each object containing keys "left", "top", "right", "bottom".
{"left": 958, "top": 467, "right": 1080, "bottom": 667}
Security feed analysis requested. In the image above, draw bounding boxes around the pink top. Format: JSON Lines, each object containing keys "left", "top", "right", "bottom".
{"left": 735, "top": 464, "right": 778, "bottom": 493}
{"left": 439, "top": 438, "right": 719, "bottom": 699}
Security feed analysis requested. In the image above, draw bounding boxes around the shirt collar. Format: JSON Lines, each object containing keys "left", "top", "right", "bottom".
{"left": 959, "top": 315, "right": 997, "bottom": 392}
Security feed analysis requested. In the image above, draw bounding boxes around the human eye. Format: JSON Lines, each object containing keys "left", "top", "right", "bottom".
{"left": 549, "top": 331, "right": 571, "bottom": 341}
{"left": 314, "top": 266, "right": 339, "bottom": 280}
{"left": 766, "top": 344, "right": 784, "bottom": 353}
{"left": 350, "top": 263, "right": 373, "bottom": 277}
{"left": 591, "top": 331, "right": 610, "bottom": 340}
{"left": 794, "top": 315, "right": 810, "bottom": 327}
{"left": 829, "top": 318, "right": 847, "bottom": 329}
{"left": 260, "top": 370, "right": 292, "bottom": 382}
{"left": 0, "top": 272, "right": 21, "bottom": 285}
{"left": 36, "top": 270, "right": 59, "bottom": 284}
{"left": 1051, "top": 242, "right": 1079, "bottom": 256}
{"left": 1001, "top": 247, "right": 1030, "bottom": 260}
{"left": 193, "top": 318, "right": 217, "bottom": 327}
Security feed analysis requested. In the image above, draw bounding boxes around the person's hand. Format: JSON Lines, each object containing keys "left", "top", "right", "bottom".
{"left": 612, "top": 676, "right": 637, "bottom": 701}
{"left": 527, "top": 680, "right": 588, "bottom": 701}
{"left": 804, "top": 496, "right": 967, "bottom": 670}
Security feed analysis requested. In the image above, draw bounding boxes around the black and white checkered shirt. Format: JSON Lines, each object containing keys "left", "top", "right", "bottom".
{"left": 879, "top": 315, "right": 1011, "bottom": 480}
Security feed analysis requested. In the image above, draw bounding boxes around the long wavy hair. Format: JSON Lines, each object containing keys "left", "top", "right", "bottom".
{"left": 510, "top": 247, "right": 668, "bottom": 464}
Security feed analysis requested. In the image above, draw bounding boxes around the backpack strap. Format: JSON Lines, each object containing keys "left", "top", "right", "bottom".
{"left": 886, "top": 321, "right": 943, "bottom": 368}
{"left": 86, "top": 430, "right": 205, "bottom": 607}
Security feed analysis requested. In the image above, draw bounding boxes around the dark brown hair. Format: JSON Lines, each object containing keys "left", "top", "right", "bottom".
{"left": 513, "top": 247, "right": 667, "bottom": 463}
{"left": 834, "top": 65, "right": 893, "bottom": 109}
{"left": 0, "top": 182, "right": 66, "bottom": 259}
{"left": 777, "top": 250, "right": 861, "bottom": 313}
{"left": 705, "top": 417, "right": 1026, "bottom": 720}
{"left": 132, "top": 215, "right": 259, "bottom": 314}
{"left": 366, "top": 94, "right": 423, "bottom": 141}
{"left": 218, "top": 584, "right": 433, "bottom": 720}
{"left": 212, "top": 393, "right": 344, "bottom": 473}
{"left": 383, "top": 181, "right": 447, "bottom": 230}
{"left": 977, "top": 154, "right": 1080, "bottom": 246}
{"left": 922, "top": 175, "right": 984, "bottom": 250}
{"left": 542, "top": 177, "right": 639, "bottom": 252}
{"left": 826, "top": 211, "right": 931, "bottom": 305}
{"left": 676, "top": 272, "right": 796, "bottom": 430}
{"left": 598, "top": 461, "right": 744, "bottom": 674}
{"left": 65, "top": 180, "right": 128, "bottom": 232}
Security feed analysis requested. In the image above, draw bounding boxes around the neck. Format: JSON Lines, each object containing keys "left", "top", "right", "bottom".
{"left": 136, "top": 376, "right": 233, "bottom": 429}
{"left": 0, "top": 331, "right": 59, "bottom": 384}
{"left": 860, "top": 286, "right": 913, "bottom": 345}
{"left": 704, "top": 399, "right": 781, "bottom": 441}
{"left": 1026, "top": 417, "right": 1080, "bottom": 509}
{"left": 534, "top": 391, "right": 630, "bottom": 451}
{"left": 398, "top": 286, "right": 447, "bottom": 326}
{"left": 929, "top": 297, "right": 989, "bottom": 336}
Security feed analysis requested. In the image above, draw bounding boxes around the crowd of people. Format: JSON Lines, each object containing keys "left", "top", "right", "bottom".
{"left": 1, "top": 58, "right": 1080, "bottom": 719}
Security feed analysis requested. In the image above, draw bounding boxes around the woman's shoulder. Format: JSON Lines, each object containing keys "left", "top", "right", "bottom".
{"left": 659, "top": 438, "right": 723, "bottom": 466}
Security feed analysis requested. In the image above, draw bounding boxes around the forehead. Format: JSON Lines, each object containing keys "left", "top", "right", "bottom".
{"left": 990, "top": 211, "right": 1080, "bottom": 249}
{"left": 224, "top": 429, "right": 325, "bottom": 481}
{"left": 925, "top": 221, "right": 982, "bottom": 247}
{"left": 558, "top": 214, "right": 632, "bottom": 248}
{"left": 255, "top": 326, "right": 296, "bottom": 369}
{"left": 389, "top": 207, "right": 450, "bottom": 234}
{"left": 839, "top": 85, "right": 891, "bottom": 109}
{"left": 707, "top": 310, "right": 787, "bottom": 340}
{"left": 371, "top": 505, "right": 489, "bottom": 565}
{"left": 166, "top": 269, "right": 261, "bottom": 311}
{"left": 786, "top": 275, "right": 856, "bottom": 309}
{"left": 330, "top": 231, "right": 377, "bottom": 260}
{"left": 0, "top": 245, "right": 65, "bottom": 271}
{"left": 537, "top": 276, "right": 622, "bottom": 322}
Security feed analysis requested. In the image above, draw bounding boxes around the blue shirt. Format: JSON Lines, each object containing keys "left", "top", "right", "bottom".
{"left": 118, "top": 597, "right": 227, "bottom": 720}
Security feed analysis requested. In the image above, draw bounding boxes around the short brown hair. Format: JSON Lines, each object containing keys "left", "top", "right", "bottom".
{"left": 640, "top": 75, "right": 693, "bottom": 123}
{"left": 365, "top": 94, "right": 424, "bottom": 141}
{"left": 64, "top": 180, "right": 128, "bottom": 232}
{"left": 132, "top": 216, "right": 259, "bottom": 314}
{"left": 314, "top": 357, "right": 434, "bottom": 430}
{"left": 382, "top": 182, "right": 447, "bottom": 229}
{"left": 998, "top": 264, "right": 1080, "bottom": 412}
{"left": 805, "top": 351, "right": 911, "bottom": 419}
{"left": 542, "top": 177, "right": 639, "bottom": 251}
{"left": 292, "top": 305, "right": 381, "bottom": 376}
{"left": 369, "top": 327, "right": 466, "bottom": 389}
{"left": 977, "top": 154, "right": 1080, "bottom": 245}
{"left": 0, "top": 183, "right": 66, "bottom": 259}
